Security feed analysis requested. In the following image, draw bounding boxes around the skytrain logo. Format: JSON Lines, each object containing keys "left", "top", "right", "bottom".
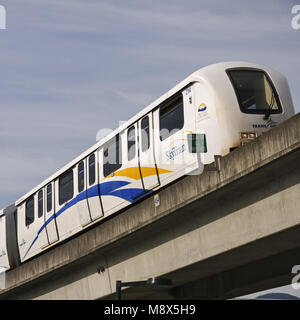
{"left": 166, "top": 144, "right": 186, "bottom": 161}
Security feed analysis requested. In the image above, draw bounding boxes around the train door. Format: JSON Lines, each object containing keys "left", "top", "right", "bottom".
{"left": 137, "top": 113, "right": 160, "bottom": 190}
{"left": 76, "top": 159, "right": 92, "bottom": 227}
{"left": 44, "top": 182, "right": 59, "bottom": 244}
{"left": 55, "top": 167, "right": 82, "bottom": 241}
{"left": 87, "top": 152, "right": 103, "bottom": 221}
{"left": 17, "top": 192, "right": 49, "bottom": 261}
{"left": 99, "top": 132, "right": 131, "bottom": 216}
{"left": 153, "top": 91, "right": 196, "bottom": 186}
{"left": 124, "top": 123, "right": 144, "bottom": 199}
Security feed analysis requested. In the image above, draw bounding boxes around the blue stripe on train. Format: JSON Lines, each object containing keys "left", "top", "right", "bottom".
{"left": 23, "top": 181, "right": 151, "bottom": 259}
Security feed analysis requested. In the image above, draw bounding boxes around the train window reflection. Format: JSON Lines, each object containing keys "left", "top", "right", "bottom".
{"left": 103, "top": 134, "right": 122, "bottom": 177}
{"left": 25, "top": 196, "right": 34, "bottom": 226}
{"left": 59, "top": 169, "right": 74, "bottom": 205}
{"left": 160, "top": 95, "right": 184, "bottom": 141}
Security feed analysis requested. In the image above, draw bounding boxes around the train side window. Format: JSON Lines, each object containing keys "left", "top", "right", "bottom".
{"left": 89, "top": 155, "right": 96, "bottom": 186}
{"left": 160, "top": 95, "right": 184, "bottom": 141}
{"left": 47, "top": 184, "right": 52, "bottom": 212}
{"left": 103, "top": 134, "right": 122, "bottom": 177}
{"left": 141, "top": 116, "right": 150, "bottom": 152}
{"left": 78, "top": 161, "right": 85, "bottom": 192}
{"left": 38, "top": 190, "right": 43, "bottom": 218}
{"left": 59, "top": 169, "right": 74, "bottom": 205}
{"left": 127, "top": 126, "right": 136, "bottom": 161}
{"left": 25, "top": 196, "right": 35, "bottom": 226}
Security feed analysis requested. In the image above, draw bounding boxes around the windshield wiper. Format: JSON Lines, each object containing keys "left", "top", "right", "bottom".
{"left": 263, "top": 92, "right": 275, "bottom": 120}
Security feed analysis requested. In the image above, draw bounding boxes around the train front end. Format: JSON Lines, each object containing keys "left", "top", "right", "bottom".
{"left": 197, "top": 62, "right": 295, "bottom": 157}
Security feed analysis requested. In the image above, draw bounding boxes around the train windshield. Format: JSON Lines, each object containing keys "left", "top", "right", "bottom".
{"left": 227, "top": 69, "right": 282, "bottom": 116}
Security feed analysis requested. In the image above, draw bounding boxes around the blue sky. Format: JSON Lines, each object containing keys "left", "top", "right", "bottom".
{"left": 0, "top": 0, "right": 299, "bottom": 208}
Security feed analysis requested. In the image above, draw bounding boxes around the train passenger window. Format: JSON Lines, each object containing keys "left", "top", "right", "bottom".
{"left": 47, "top": 184, "right": 52, "bottom": 212}
{"left": 89, "top": 155, "right": 96, "bottom": 186}
{"left": 227, "top": 69, "right": 282, "bottom": 115}
{"left": 160, "top": 95, "right": 184, "bottom": 141}
{"left": 127, "top": 126, "right": 136, "bottom": 161}
{"left": 25, "top": 196, "right": 34, "bottom": 226}
{"left": 38, "top": 190, "right": 43, "bottom": 218}
{"left": 141, "top": 116, "right": 150, "bottom": 152}
{"left": 59, "top": 169, "right": 74, "bottom": 205}
{"left": 78, "top": 161, "right": 85, "bottom": 192}
{"left": 103, "top": 134, "right": 122, "bottom": 177}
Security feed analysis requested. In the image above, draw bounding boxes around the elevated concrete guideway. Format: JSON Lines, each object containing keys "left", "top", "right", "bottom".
{"left": 1, "top": 114, "right": 300, "bottom": 299}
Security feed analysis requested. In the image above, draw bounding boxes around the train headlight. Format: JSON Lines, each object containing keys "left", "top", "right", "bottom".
{"left": 249, "top": 132, "right": 258, "bottom": 139}
{"left": 240, "top": 132, "right": 258, "bottom": 146}
{"left": 241, "top": 132, "right": 258, "bottom": 140}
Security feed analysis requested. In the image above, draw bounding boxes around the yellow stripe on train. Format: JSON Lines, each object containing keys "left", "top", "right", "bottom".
{"left": 104, "top": 167, "right": 172, "bottom": 180}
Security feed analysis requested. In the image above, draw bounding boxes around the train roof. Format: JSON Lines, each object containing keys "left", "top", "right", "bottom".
{"left": 15, "top": 61, "right": 274, "bottom": 205}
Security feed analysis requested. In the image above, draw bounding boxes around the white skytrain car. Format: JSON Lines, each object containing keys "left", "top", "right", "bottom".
{"left": 0, "top": 61, "right": 295, "bottom": 271}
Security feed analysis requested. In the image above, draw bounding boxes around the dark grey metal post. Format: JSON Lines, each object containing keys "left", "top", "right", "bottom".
{"left": 116, "top": 280, "right": 122, "bottom": 300}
